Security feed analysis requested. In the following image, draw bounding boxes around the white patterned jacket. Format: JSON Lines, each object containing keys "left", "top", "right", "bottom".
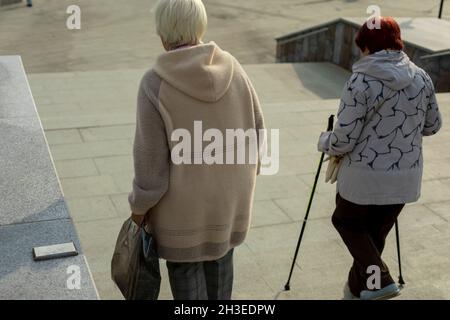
{"left": 318, "top": 50, "right": 442, "bottom": 205}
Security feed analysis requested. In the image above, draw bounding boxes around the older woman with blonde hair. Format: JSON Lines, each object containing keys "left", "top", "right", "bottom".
{"left": 128, "top": 0, "right": 265, "bottom": 300}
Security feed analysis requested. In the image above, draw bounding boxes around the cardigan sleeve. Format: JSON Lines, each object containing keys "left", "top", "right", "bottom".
{"left": 128, "top": 72, "right": 170, "bottom": 216}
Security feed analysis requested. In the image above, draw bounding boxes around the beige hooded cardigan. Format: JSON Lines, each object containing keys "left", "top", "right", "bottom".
{"left": 128, "top": 42, "right": 265, "bottom": 262}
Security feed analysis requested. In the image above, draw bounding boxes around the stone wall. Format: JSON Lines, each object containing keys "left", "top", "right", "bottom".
{"left": 276, "top": 20, "right": 339, "bottom": 64}
{"left": 276, "top": 19, "right": 362, "bottom": 70}
{"left": 331, "top": 21, "right": 361, "bottom": 70}
{"left": 405, "top": 47, "right": 450, "bottom": 92}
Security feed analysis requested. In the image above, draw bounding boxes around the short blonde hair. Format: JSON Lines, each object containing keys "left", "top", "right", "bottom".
{"left": 155, "top": 0, "right": 208, "bottom": 48}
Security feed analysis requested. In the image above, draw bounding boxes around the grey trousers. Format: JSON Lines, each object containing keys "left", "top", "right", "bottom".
{"left": 166, "top": 249, "right": 234, "bottom": 300}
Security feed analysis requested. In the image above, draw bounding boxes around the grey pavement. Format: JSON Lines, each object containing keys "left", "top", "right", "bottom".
{"left": 1, "top": 0, "right": 450, "bottom": 300}
{"left": 1, "top": 0, "right": 449, "bottom": 72}
{"left": 25, "top": 64, "right": 450, "bottom": 300}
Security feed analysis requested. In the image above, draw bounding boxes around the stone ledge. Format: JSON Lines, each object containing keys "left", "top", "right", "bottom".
{"left": 0, "top": 56, "right": 98, "bottom": 299}
{"left": 0, "top": 220, "right": 98, "bottom": 300}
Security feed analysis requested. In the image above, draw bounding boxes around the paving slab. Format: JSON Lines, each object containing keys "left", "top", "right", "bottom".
{"left": 54, "top": 158, "right": 99, "bottom": 178}
{"left": 251, "top": 200, "right": 293, "bottom": 228}
{"left": 109, "top": 193, "right": 132, "bottom": 219}
{"left": 45, "top": 129, "right": 83, "bottom": 145}
{"left": 49, "top": 139, "right": 132, "bottom": 160}
{"left": 66, "top": 196, "right": 119, "bottom": 223}
{"left": 80, "top": 125, "right": 135, "bottom": 142}
{"left": 93, "top": 155, "right": 133, "bottom": 175}
{"left": 426, "top": 200, "right": 450, "bottom": 221}
{"left": 60, "top": 175, "right": 122, "bottom": 199}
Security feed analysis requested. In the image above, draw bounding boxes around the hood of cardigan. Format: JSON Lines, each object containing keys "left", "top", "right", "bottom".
{"left": 153, "top": 42, "right": 234, "bottom": 103}
{"left": 352, "top": 50, "right": 418, "bottom": 91}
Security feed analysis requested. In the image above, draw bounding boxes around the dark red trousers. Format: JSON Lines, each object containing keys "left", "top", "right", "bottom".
{"left": 332, "top": 193, "right": 404, "bottom": 297}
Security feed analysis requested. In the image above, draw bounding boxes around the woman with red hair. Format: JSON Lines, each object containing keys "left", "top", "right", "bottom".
{"left": 318, "top": 17, "right": 442, "bottom": 300}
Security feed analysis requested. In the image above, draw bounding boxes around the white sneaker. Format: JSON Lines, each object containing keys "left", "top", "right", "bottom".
{"left": 360, "top": 283, "right": 401, "bottom": 300}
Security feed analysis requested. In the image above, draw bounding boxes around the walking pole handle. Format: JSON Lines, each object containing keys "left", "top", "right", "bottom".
{"left": 327, "top": 115, "right": 335, "bottom": 131}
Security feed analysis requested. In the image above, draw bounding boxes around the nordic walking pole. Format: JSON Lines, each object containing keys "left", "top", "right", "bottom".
{"left": 395, "top": 219, "right": 405, "bottom": 287}
{"left": 284, "top": 114, "right": 335, "bottom": 291}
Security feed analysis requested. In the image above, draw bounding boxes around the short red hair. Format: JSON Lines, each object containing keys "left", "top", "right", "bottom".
{"left": 355, "top": 17, "right": 404, "bottom": 54}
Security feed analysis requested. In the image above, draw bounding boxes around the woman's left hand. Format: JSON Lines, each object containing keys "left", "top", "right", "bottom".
{"left": 131, "top": 212, "right": 146, "bottom": 227}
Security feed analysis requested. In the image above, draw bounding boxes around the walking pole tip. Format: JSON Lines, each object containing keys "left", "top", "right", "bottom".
{"left": 398, "top": 276, "right": 405, "bottom": 288}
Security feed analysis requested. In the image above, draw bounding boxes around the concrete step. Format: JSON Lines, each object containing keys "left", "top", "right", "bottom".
{"left": 28, "top": 62, "right": 351, "bottom": 130}
{"left": 29, "top": 64, "right": 447, "bottom": 131}
{"left": 244, "top": 62, "right": 350, "bottom": 104}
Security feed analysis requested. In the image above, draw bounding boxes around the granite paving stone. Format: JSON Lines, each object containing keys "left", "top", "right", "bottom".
{"left": 0, "top": 219, "right": 98, "bottom": 300}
